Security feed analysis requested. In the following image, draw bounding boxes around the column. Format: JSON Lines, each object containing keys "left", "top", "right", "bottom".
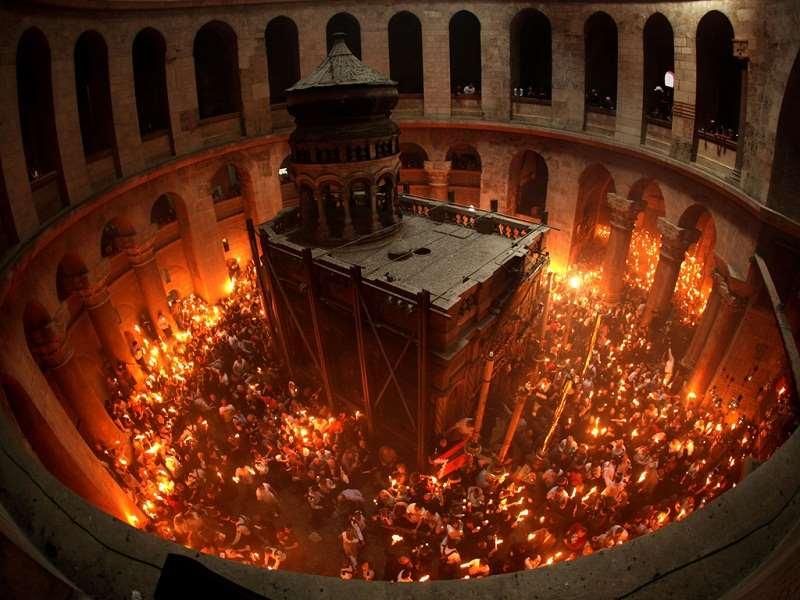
{"left": 641, "top": 218, "right": 699, "bottom": 328}
{"left": 614, "top": 16, "right": 644, "bottom": 145}
{"left": 602, "top": 193, "right": 639, "bottom": 303}
{"left": 164, "top": 38, "right": 200, "bottom": 156}
{"left": 80, "top": 281, "right": 138, "bottom": 370}
{"left": 480, "top": 12, "right": 510, "bottom": 120}
{"left": 32, "top": 327, "right": 127, "bottom": 451}
{"left": 421, "top": 10, "right": 451, "bottom": 118}
{"left": 370, "top": 183, "right": 380, "bottom": 231}
{"left": 127, "top": 242, "right": 175, "bottom": 331}
{"left": 550, "top": 10, "right": 584, "bottom": 132}
{"left": 314, "top": 189, "right": 329, "bottom": 242}
{"left": 686, "top": 277, "right": 746, "bottom": 397}
{"left": 424, "top": 160, "right": 451, "bottom": 201}
{"left": 107, "top": 37, "right": 145, "bottom": 176}
{"left": 680, "top": 271, "right": 723, "bottom": 372}
{"left": 669, "top": 22, "right": 696, "bottom": 162}
{"left": 238, "top": 32, "right": 271, "bottom": 137}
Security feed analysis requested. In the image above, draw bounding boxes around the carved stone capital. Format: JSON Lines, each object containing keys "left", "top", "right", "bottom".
{"left": 606, "top": 193, "right": 640, "bottom": 231}
{"left": 657, "top": 218, "right": 699, "bottom": 262}
{"left": 424, "top": 160, "right": 451, "bottom": 185}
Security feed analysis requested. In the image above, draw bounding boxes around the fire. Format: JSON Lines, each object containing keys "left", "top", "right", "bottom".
{"left": 637, "top": 471, "right": 647, "bottom": 484}
{"left": 568, "top": 275, "right": 582, "bottom": 290}
{"left": 391, "top": 534, "right": 403, "bottom": 545}
{"left": 145, "top": 442, "right": 161, "bottom": 455}
{"left": 419, "top": 575, "right": 430, "bottom": 582}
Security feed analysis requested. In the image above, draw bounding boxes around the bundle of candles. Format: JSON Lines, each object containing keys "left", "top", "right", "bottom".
{"left": 94, "top": 260, "right": 795, "bottom": 581}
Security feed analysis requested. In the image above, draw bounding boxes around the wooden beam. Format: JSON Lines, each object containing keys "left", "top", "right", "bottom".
{"left": 753, "top": 254, "right": 800, "bottom": 406}
{"left": 245, "top": 219, "right": 274, "bottom": 337}
{"left": 417, "top": 289, "right": 430, "bottom": 470}
{"left": 302, "top": 248, "right": 335, "bottom": 412}
{"left": 349, "top": 266, "right": 373, "bottom": 433}
{"left": 256, "top": 231, "right": 293, "bottom": 379}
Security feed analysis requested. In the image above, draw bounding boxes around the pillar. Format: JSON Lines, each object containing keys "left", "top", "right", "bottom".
{"left": 370, "top": 182, "right": 380, "bottom": 231}
{"left": 602, "top": 193, "right": 639, "bottom": 303}
{"left": 314, "top": 189, "right": 329, "bottom": 242}
{"left": 421, "top": 10, "right": 451, "bottom": 118}
{"left": 107, "top": 37, "right": 145, "bottom": 176}
{"left": 424, "top": 160, "right": 451, "bottom": 201}
{"left": 164, "top": 38, "right": 200, "bottom": 156}
{"left": 80, "top": 282, "right": 138, "bottom": 370}
{"left": 641, "top": 218, "right": 699, "bottom": 328}
{"left": 686, "top": 277, "right": 746, "bottom": 397}
{"left": 680, "top": 271, "right": 723, "bottom": 372}
{"left": 127, "top": 242, "right": 175, "bottom": 331}
{"left": 238, "top": 31, "right": 271, "bottom": 137}
{"left": 32, "top": 328, "right": 127, "bottom": 451}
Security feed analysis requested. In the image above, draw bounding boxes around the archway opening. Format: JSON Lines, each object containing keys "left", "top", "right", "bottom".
{"left": 508, "top": 150, "right": 548, "bottom": 220}
{"left": 585, "top": 12, "right": 618, "bottom": 112}
{"left": 133, "top": 28, "right": 170, "bottom": 138}
{"left": 326, "top": 13, "right": 361, "bottom": 59}
{"left": 194, "top": 21, "right": 242, "bottom": 120}
{"left": 643, "top": 13, "right": 674, "bottom": 126}
{"left": 510, "top": 10, "right": 551, "bottom": 101}
{"left": 389, "top": 12, "right": 423, "bottom": 95}
{"left": 266, "top": 17, "right": 300, "bottom": 105}
{"left": 449, "top": 11, "right": 481, "bottom": 95}
{"left": 571, "top": 164, "right": 614, "bottom": 265}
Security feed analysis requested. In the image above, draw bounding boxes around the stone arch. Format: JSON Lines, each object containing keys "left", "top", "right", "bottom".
{"left": 55, "top": 253, "right": 89, "bottom": 302}
{"left": 400, "top": 143, "right": 428, "bottom": 169}
{"left": 508, "top": 150, "right": 548, "bottom": 220}
{"left": 449, "top": 10, "right": 481, "bottom": 93}
{"left": 100, "top": 216, "right": 136, "bottom": 258}
{"left": 571, "top": 163, "right": 615, "bottom": 264}
{"left": 194, "top": 21, "right": 241, "bottom": 120}
{"left": 768, "top": 49, "right": 800, "bottom": 221}
{"left": 678, "top": 203, "right": 717, "bottom": 300}
{"left": 389, "top": 11, "right": 423, "bottom": 95}
{"left": 150, "top": 193, "right": 177, "bottom": 228}
{"left": 694, "top": 11, "right": 740, "bottom": 152}
{"left": 326, "top": 13, "right": 361, "bottom": 59}
{"left": 75, "top": 30, "right": 119, "bottom": 171}
{"left": 17, "top": 27, "right": 66, "bottom": 216}
{"left": 643, "top": 13, "right": 674, "bottom": 126}
{"left": 584, "top": 12, "right": 618, "bottom": 111}
{"left": 627, "top": 178, "right": 666, "bottom": 233}
{"left": 265, "top": 16, "right": 300, "bottom": 105}
{"left": 132, "top": 27, "right": 171, "bottom": 140}
{"left": 510, "top": 9, "right": 551, "bottom": 100}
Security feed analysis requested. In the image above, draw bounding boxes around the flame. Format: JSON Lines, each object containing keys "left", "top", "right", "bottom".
{"left": 391, "top": 534, "right": 403, "bottom": 545}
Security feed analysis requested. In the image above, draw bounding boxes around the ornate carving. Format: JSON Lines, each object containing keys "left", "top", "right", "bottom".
{"left": 656, "top": 218, "right": 700, "bottom": 262}
{"left": 606, "top": 193, "right": 639, "bottom": 231}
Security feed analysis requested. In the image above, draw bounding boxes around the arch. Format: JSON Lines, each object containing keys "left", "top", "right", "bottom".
{"left": 56, "top": 253, "right": 89, "bottom": 302}
{"left": 677, "top": 203, "right": 717, "bottom": 312}
{"left": 150, "top": 193, "right": 177, "bottom": 228}
{"left": 327, "top": 13, "right": 361, "bottom": 59}
{"left": 210, "top": 163, "right": 242, "bottom": 202}
{"left": 510, "top": 10, "right": 552, "bottom": 100}
{"left": 132, "top": 28, "right": 170, "bottom": 138}
{"left": 446, "top": 145, "right": 481, "bottom": 171}
{"left": 508, "top": 150, "right": 548, "bottom": 220}
{"left": 194, "top": 21, "right": 242, "bottom": 120}
{"left": 768, "top": 49, "right": 800, "bottom": 221}
{"left": 585, "top": 12, "right": 618, "bottom": 111}
{"left": 627, "top": 178, "right": 665, "bottom": 233}
{"left": 265, "top": 16, "right": 300, "bottom": 105}
{"left": 75, "top": 31, "right": 117, "bottom": 160}
{"left": 643, "top": 13, "right": 674, "bottom": 123}
{"left": 399, "top": 143, "right": 428, "bottom": 169}
{"left": 100, "top": 216, "right": 136, "bottom": 258}
{"left": 695, "top": 11, "right": 740, "bottom": 142}
{"left": 17, "top": 28, "right": 62, "bottom": 190}
{"left": 449, "top": 10, "right": 481, "bottom": 94}
{"left": 389, "top": 12, "right": 423, "bottom": 94}
{"left": 571, "top": 164, "right": 615, "bottom": 264}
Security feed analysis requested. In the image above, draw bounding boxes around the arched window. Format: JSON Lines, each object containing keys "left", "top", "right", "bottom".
{"left": 150, "top": 194, "right": 177, "bottom": 228}
{"left": 194, "top": 21, "right": 241, "bottom": 119}
{"left": 585, "top": 12, "right": 618, "bottom": 111}
{"left": 210, "top": 163, "right": 242, "bottom": 202}
{"left": 449, "top": 11, "right": 481, "bottom": 94}
{"left": 133, "top": 28, "right": 170, "bottom": 137}
{"left": 769, "top": 50, "right": 800, "bottom": 221}
{"left": 510, "top": 10, "right": 551, "bottom": 100}
{"left": 17, "top": 29, "right": 60, "bottom": 183}
{"left": 509, "top": 151, "right": 548, "bottom": 219}
{"left": 643, "top": 14, "right": 674, "bottom": 124}
{"left": 327, "top": 13, "right": 361, "bottom": 59}
{"left": 389, "top": 12, "right": 423, "bottom": 94}
{"left": 400, "top": 143, "right": 428, "bottom": 169}
{"left": 695, "top": 11, "right": 741, "bottom": 143}
{"left": 265, "top": 17, "right": 300, "bottom": 105}
{"left": 75, "top": 31, "right": 116, "bottom": 158}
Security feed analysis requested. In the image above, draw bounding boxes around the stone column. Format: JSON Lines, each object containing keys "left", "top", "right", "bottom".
{"left": 641, "top": 218, "right": 699, "bottom": 328}
{"left": 127, "top": 242, "right": 175, "bottom": 332}
{"left": 238, "top": 31, "right": 271, "bottom": 137}
{"left": 421, "top": 10, "right": 451, "bottom": 118}
{"left": 107, "top": 36, "right": 144, "bottom": 176}
{"left": 314, "top": 188, "right": 329, "bottom": 242}
{"left": 602, "top": 193, "right": 639, "bottom": 303}
{"left": 686, "top": 277, "right": 746, "bottom": 397}
{"left": 680, "top": 271, "right": 723, "bottom": 372}
{"left": 80, "top": 281, "right": 138, "bottom": 370}
{"left": 164, "top": 38, "right": 200, "bottom": 156}
{"left": 614, "top": 16, "right": 644, "bottom": 145}
{"left": 424, "top": 160, "right": 451, "bottom": 201}
{"left": 370, "top": 183, "right": 380, "bottom": 231}
{"left": 669, "top": 22, "right": 696, "bottom": 162}
{"left": 32, "top": 328, "right": 127, "bottom": 451}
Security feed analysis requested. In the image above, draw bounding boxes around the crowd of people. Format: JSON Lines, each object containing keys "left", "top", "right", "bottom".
{"left": 94, "top": 256, "right": 795, "bottom": 582}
